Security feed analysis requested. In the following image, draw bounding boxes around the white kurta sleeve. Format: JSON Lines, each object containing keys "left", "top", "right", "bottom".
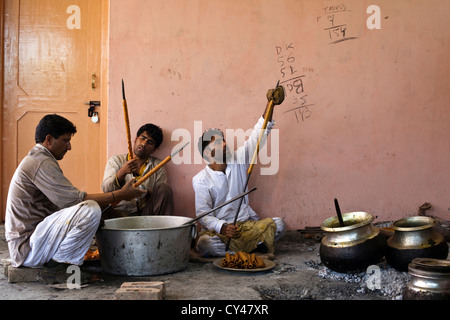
{"left": 192, "top": 175, "right": 226, "bottom": 234}
{"left": 235, "top": 117, "right": 275, "bottom": 166}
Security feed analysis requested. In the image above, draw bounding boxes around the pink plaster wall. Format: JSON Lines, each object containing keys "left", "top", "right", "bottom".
{"left": 108, "top": 0, "right": 450, "bottom": 229}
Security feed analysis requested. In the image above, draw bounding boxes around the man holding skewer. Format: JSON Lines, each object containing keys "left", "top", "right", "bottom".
{"left": 193, "top": 87, "right": 287, "bottom": 257}
{"left": 102, "top": 123, "right": 174, "bottom": 217}
{"left": 5, "top": 114, "right": 146, "bottom": 268}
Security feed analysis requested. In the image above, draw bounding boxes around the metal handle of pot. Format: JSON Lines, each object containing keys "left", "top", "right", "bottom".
{"left": 190, "top": 224, "right": 197, "bottom": 240}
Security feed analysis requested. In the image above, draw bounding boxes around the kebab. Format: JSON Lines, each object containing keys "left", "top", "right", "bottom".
{"left": 220, "top": 251, "right": 266, "bottom": 269}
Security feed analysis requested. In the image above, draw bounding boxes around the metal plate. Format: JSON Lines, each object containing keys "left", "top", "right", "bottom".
{"left": 213, "top": 258, "right": 276, "bottom": 272}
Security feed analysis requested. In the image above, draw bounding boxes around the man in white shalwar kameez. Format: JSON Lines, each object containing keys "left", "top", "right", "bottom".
{"left": 5, "top": 114, "right": 145, "bottom": 268}
{"left": 193, "top": 87, "right": 286, "bottom": 257}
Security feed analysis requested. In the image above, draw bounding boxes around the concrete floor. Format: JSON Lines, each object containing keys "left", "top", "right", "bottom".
{"left": 0, "top": 223, "right": 423, "bottom": 302}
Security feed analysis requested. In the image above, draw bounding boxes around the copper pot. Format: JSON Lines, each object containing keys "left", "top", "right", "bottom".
{"left": 386, "top": 216, "right": 448, "bottom": 271}
{"left": 403, "top": 258, "right": 450, "bottom": 300}
{"left": 319, "top": 212, "right": 387, "bottom": 273}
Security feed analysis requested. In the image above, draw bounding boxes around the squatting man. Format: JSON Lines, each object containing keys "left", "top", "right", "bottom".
{"left": 5, "top": 114, "right": 146, "bottom": 268}
{"left": 193, "top": 86, "right": 287, "bottom": 257}
{"left": 101, "top": 123, "right": 174, "bottom": 218}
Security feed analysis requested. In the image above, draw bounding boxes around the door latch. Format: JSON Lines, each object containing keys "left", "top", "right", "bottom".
{"left": 85, "top": 101, "right": 100, "bottom": 117}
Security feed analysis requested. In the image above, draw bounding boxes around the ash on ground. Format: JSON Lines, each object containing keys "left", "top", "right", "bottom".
{"left": 255, "top": 258, "right": 411, "bottom": 300}
{"left": 314, "top": 261, "right": 411, "bottom": 299}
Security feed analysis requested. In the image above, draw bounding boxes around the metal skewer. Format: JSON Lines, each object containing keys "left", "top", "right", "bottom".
{"left": 182, "top": 187, "right": 257, "bottom": 226}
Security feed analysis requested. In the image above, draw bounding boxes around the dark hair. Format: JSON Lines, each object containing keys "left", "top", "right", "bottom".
{"left": 35, "top": 114, "right": 77, "bottom": 143}
{"left": 137, "top": 123, "right": 163, "bottom": 148}
{"left": 198, "top": 128, "right": 224, "bottom": 159}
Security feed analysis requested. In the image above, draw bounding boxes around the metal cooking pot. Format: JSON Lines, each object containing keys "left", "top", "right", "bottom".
{"left": 96, "top": 216, "right": 196, "bottom": 276}
{"left": 319, "top": 212, "right": 387, "bottom": 273}
{"left": 386, "top": 216, "right": 448, "bottom": 272}
{"left": 403, "top": 258, "right": 450, "bottom": 300}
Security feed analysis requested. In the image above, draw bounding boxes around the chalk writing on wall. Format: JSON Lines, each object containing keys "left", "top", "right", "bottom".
{"left": 276, "top": 43, "right": 314, "bottom": 125}
{"left": 317, "top": 4, "right": 358, "bottom": 44}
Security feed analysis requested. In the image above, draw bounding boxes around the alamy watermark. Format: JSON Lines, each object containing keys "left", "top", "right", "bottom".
{"left": 170, "top": 121, "right": 280, "bottom": 176}
{"left": 365, "top": 265, "right": 382, "bottom": 290}
{"left": 66, "top": 265, "right": 81, "bottom": 289}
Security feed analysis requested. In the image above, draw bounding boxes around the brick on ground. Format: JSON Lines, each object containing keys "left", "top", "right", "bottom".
{"left": 7, "top": 265, "right": 41, "bottom": 283}
{"left": 5, "top": 261, "right": 90, "bottom": 284}
{"left": 1, "top": 259, "right": 12, "bottom": 278}
{"left": 114, "top": 281, "right": 165, "bottom": 300}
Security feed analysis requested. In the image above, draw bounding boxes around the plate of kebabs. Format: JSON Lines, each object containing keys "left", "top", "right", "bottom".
{"left": 213, "top": 251, "right": 275, "bottom": 272}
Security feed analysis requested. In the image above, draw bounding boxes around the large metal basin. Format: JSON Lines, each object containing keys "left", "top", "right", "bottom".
{"left": 96, "top": 216, "right": 196, "bottom": 276}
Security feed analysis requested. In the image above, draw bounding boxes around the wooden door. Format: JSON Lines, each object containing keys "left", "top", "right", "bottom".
{"left": 1, "top": 0, "right": 109, "bottom": 221}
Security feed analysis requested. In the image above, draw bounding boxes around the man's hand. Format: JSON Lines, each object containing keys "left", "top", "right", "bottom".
{"left": 118, "top": 158, "right": 141, "bottom": 177}
{"left": 221, "top": 223, "right": 237, "bottom": 238}
{"left": 118, "top": 179, "right": 146, "bottom": 201}
{"left": 84, "top": 178, "right": 146, "bottom": 207}
{"left": 266, "top": 85, "right": 285, "bottom": 105}
{"left": 116, "top": 158, "right": 142, "bottom": 186}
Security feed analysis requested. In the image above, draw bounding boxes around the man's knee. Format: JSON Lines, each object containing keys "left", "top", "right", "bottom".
{"left": 150, "top": 183, "right": 174, "bottom": 215}
{"left": 273, "top": 217, "right": 286, "bottom": 241}
{"left": 196, "top": 235, "right": 213, "bottom": 253}
{"left": 78, "top": 200, "right": 102, "bottom": 222}
{"left": 155, "top": 183, "right": 173, "bottom": 198}
{"left": 196, "top": 235, "right": 226, "bottom": 257}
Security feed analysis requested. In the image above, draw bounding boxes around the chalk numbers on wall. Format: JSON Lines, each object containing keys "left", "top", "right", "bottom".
{"left": 277, "top": 5, "right": 382, "bottom": 125}
{"left": 276, "top": 43, "right": 314, "bottom": 125}
{"left": 317, "top": 4, "right": 381, "bottom": 44}
{"left": 317, "top": 3, "right": 381, "bottom": 44}
{"left": 317, "top": 4, "right": 358, "bottom": 44}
